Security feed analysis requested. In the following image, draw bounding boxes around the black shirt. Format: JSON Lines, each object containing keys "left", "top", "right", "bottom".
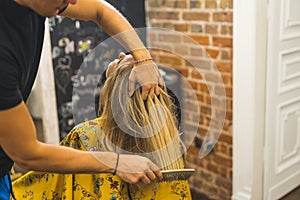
{"left": 0, "top": 0, "right": 45, "bottom": 177}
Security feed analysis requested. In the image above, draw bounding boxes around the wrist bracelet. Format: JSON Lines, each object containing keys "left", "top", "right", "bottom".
{"left": 112, "top": 153, "right": 119, "bottom": 175}
{"left": 134, "top": 57, "right": 154, "bottom": 65}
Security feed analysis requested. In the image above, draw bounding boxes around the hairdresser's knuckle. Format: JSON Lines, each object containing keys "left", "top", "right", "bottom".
{"left": 131, "top": 177, "right": 139, "bottom": 184}
{"left": 129, "top": 76, "right": 135, "bottom": 83}
{"left": 143, "top": 85, "right": 152, "bottom": 90}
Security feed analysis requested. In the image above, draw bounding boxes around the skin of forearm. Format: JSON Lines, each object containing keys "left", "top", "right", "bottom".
{"left": 63, "top": 0, "right": 151, "bottom": 60}
{"left": 16, "top": 142, "right": 115, "bottom": 174}
{"left": 94, "top": 1, "right": 152, "bottom": 60}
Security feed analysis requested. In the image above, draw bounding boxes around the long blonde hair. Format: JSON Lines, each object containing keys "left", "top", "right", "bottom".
{"left": 98, "top": 64, "right": 184, "bottom": 170}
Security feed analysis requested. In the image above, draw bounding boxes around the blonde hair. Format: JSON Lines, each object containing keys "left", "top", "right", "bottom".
{"left": 98, "top": 63, "right": 184, "bottom": 170}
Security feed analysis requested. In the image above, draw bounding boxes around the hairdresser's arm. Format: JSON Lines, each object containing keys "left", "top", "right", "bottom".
{"left": 61, "top": 0, "right": 164, "bottom": 99}
{"left": 0, "top": 102, "right": 161, "bottom": 183}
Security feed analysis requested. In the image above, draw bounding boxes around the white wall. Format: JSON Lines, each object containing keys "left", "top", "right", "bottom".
{"left": 27, "top": 19, "right": 60, "bottom": 145}
{"left": 232, "top": 0, "right": 268, "bottom": 199}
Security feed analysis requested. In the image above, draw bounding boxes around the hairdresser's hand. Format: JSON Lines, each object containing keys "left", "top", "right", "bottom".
{"left": 129, "top": 61, "right": 164, "bottom": 100}
{"left": 116, "top": 154, "right": 163, "bottom": 184}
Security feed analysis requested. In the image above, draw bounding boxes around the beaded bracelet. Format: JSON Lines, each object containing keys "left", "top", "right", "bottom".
{"left": 112, "top": 153, "right": 120, "bottom": 175}
{"left": 134, "top": 57, "right": 154, "bottom": 65}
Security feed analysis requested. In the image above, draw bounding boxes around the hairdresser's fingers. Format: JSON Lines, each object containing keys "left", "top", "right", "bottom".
{"left": 148, "top": 86, "right": 156, "bottom": 99}
{"left": 141, "top": 85, "right": 151, "bottom": 100}
{"left": 158, "top": 75, "right": 165, "bottom": 87}
{"left": 154, "top": 85, "right": 160, "bottom": 96}
{"left": 149, "top": 162, "right": 163, "bottom": 180}
{"left": 145, "top": 170, "right": 157, "bottom": 181}
{"left": 140, "top": 174, "right": 151, "bottom": 184}
{"left": 129, "top": 71, "right": 136, "bottom": 97}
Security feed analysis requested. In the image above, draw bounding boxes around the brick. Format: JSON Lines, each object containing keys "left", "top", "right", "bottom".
{"left": 198, "top": 60, "right": 213, "bottom": 70}
{"left": 216, "top": 61, "right": 232, "bottom": 73}
{"left": 196, "top": 94, "right": 204, "bottom": 102}
{"left": 151, "top": 43, "right": 173, "bottom": 53}
{"left": 219, "top": 86, "right": 232, "bottom": 97}
{"left": 205, "top": 72, "right": 219, "bottom": 83}
{"left": 174, "top": 44, "right": 189, "bottom": 55}
{"left": 215, "top": 143, "right": 227, "bottom": 155}
{"left": 213, "top": 36, "right": 232, "bottom": 47}
{"left": 191, "top": 69, "right": 203, "bottom": 79}
{"left": 183, "top": 12, "right": 210, "bottom": 21}
{"left": 219, "top": 166, "right": 228, "bottom": 178}
{"left": 148, "top": 0, "right": 162, "bottom": 7}
{"left": 212, "top": 97, "right": 225, "bottom": 107}
{"left": 214, "top": 154, "right": 232, "bottom": 167}
{"left": 158, "top": 55, "right": 183, "bottom": 66}
{"left": 148, "top": 32, "right": 157, "bottom": 41}
{"left": 220, "top": 0, "right": 233, "bottom": 9}
{"left": 222, "top": 74, "right": 231, "bottom": 86}
{"left": 158, "top": 34, "right": 182, "bottom": 43}
{"left": 149, "top": 11, "right": 180, "bottom": 20}
{"left": 200, "top": 170, "right": 213, "bottom": 182}
{"left": 206, "top": 95, "right": 212, "bottom": 105}
{"left": 195, "top": 157, "right": 206, "bottom": 167}
{"left": 219, "top": 188, "right": 232, "bottom": 200}
{"left": 207, "top": 163, "right": 219, "bottom": 174}
{"left": 186, "top": 154, "right": 195, "bottom": 163}
{"left": 197, "top": 127, "right": 208, "bottom": 137}
{"left": 178, "top": 68, "right": 189, "bottom": 77}
{"left": 228, "top": 146, "right": 232, "bottom": 157}
{"left": 174, "top": 24, "right": 189, "bottom": 32}
{"left": 226, "top": 98, "right": 232, "bottom": 110}
{"left": 218, "top": 133, "right": 232, "bottom": 144}
{"left": 190, "top": 47, "right": 204, "bottom": 56}
{"left": 191, "top": 24, "right": 203, "bottom": 33}
{"left": 215, "top": 176, "right": 232, "bottom": 191}
{"left": 205, "top": 48, "right": 219, "bottom": 59}
{"left": 213, "top": 12, "right": 233, "bottom": 22}
{"left": 221, "top": 25, "right": 233, "bottom": 35}
{"left": 225, "top": 87, "right": 232, "bottom": 97}
{"left": 228, "top": 169, "right": 233, "bottom": 180}
{"left": 203, "top": 116, "right": 212, "bottom": 127}
{"left": 198, "top": 114, "right": 204, "bottom": 124}
{"left": 199, "top": 82, "right": 209, "bottom": 93}
{"left": 201, "top": 105, "right": 211, "bottom": 115}
{"left": 205, "top": 0, "right": 217, "bottom": 8}
{"left": 226, "top": 111, "right": 232, "bottom": 121}
{"left": 189, "top": 35, "right": 210, "bottom": 45}
{"left": 161, "top": 22, "right": 174, "bottom": 29}
{"left": 185, "top": 59, "right": 212, "bottom": 70}
{"left": 165, "top": 0, "right": 188, "bottom": 8}
{"left": 188, "top": 80, "right": 198, "bottom": 90}
{"left": 220, "top": 49, "right": 232, "bottom": 60}
{"left": 205, "top": 24, "right": 218, "bottom": 34}
{"left": 188, "top": 145, "right": 200, "bottom": 155}
{"left": 190, "top": 1, "right": 202, "bottom": 8}
{"left": 207, "top": 186, "right": 219, "bottom": 198}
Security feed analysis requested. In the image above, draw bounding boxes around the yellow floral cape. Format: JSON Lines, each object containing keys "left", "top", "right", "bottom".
{"left": 12, "top": 118, "right": 192, "bottom": 200}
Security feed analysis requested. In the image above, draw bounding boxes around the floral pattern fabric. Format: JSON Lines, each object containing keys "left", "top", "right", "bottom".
{"left": 12, "top": 118, "right": 192, "bottom": 200}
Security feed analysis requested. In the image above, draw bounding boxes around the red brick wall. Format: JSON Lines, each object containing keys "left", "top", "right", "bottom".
{"left": 145, "top": 0, "right": 233, "bottom": 199}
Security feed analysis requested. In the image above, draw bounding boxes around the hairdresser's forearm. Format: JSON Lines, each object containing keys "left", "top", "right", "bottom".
{"left": 0, "top": 102, "right": 115, "bottom": 174}
{"left": 17, "top": 142, "right": 116, "bottom": 174}
{"left": 63, "top": 0, "right": 151, "bottom": 60}
{"left": 94, "top": 2, "right": 151, "bottom": 59}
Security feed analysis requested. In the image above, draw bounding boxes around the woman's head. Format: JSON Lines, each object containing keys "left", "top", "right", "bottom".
{"left": 97, "top": 53, "right": 184, "bottom": 170}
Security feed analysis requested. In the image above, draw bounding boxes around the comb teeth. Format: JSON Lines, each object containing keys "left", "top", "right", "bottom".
{"left": 160, "top": 169, "right": 195, "bottom": 182}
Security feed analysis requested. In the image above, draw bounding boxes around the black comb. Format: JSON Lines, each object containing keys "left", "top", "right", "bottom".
{"left": 160, "top": 169, "right": 195, "bottom": 182}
